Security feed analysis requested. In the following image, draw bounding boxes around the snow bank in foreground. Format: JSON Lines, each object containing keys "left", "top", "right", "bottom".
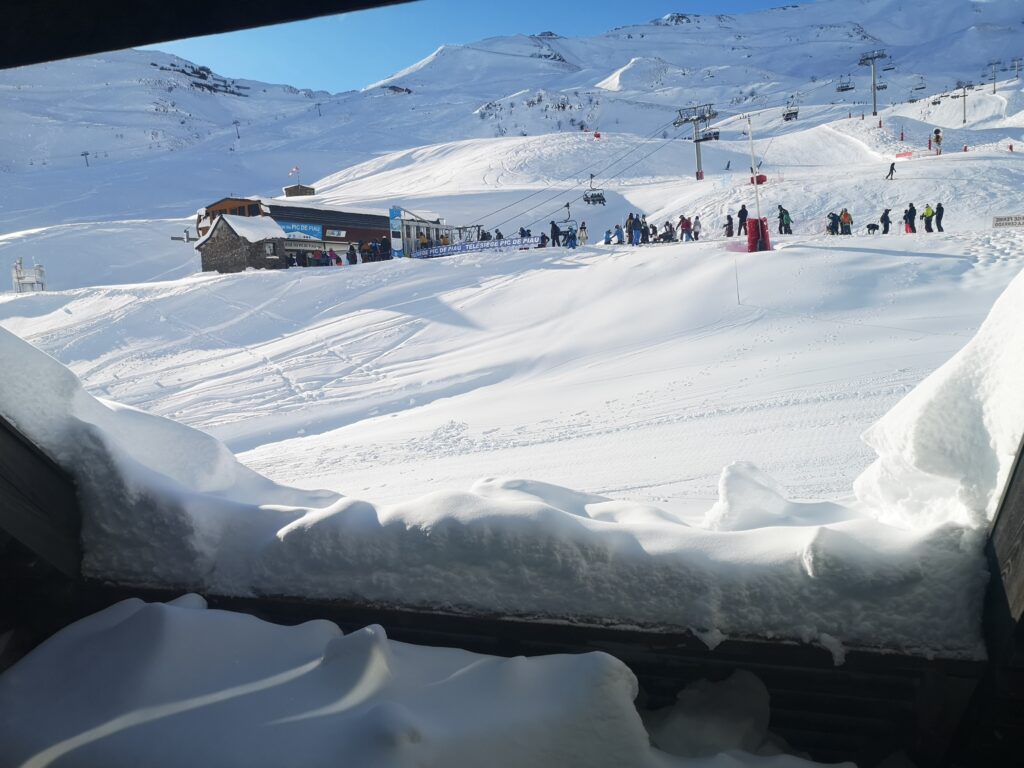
{"left": 0, "top": 326, "right": 990, "bottom": 657}
{"left": 854, "top": 263, "right": 1024, "bottom": 529}
{"left": 0, "top": 597, "right": 841, "bottom": 768}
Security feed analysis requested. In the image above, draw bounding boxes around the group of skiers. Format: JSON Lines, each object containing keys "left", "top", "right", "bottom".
{"left": 290, "top": 239, "right": 392, "bottom": 267}
{"left": 531, "top": 190, "right": 947, "bottom": 253}
{"left": 545, "top": 220, "right": 589, "bottom": 248}
{"left": 721, "top": 204, "right": 787, "bottom": 237}
{"left": 833, "top": 203, "right": 945, "bottom": 235}
{"left": 824, "top": 209, "right": 855, "bottom": 235}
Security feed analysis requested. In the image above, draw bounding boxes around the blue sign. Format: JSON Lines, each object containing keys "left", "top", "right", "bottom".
{"left": 389, "top": 206, "right": 405, "bottom": 259}
{"left": 414, "top": 236, "right": 541, "bottom": 259}
{"left": 276, "top": 220, "right": 323, "bottom": 239}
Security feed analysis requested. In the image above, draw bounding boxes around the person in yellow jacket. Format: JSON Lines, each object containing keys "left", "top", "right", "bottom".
{"left": 921, "top": 204, "right": 935, "bottom": 233}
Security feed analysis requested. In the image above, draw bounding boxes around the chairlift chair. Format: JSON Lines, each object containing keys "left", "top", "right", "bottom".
{"left": 913, "top": 84, "right": 926, "bottom": 90}
{"left": 882, "top": 64, "right": 895, "bottom": 72}
{"left": 836, "top": 76, "right": 855, "bottom": 93}
{"left": 931, "top": 98, "right": 941, "bottom": 106}
{"left": 782, "top": 106, "right": 799, "bottom": 121}
{"left": 583, "top": 174, "right": 606, "bottom": 206}
{"left": 701, "top": 129, "right": 720, "bottom": 141}
{"left": 559, "top": 203, "right": 577, "bottom": 230}
{"left": 876, "top": 81, "right": 888, "bottom": 91}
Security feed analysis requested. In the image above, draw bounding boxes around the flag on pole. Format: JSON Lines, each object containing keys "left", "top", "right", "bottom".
{"left": 288, "top": 165, "right": 300, "bottom": 176}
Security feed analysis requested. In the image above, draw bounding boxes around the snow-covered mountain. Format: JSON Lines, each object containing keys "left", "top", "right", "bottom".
{"left": 1, "top": 0, "right": 1022, "bottom": 233}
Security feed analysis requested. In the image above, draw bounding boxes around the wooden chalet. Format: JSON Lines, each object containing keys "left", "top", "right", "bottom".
{"left": 194, "top": 214, "right": 288, "bottom": 273}
{"left": 282, "top": 183, "right": 316, "bottom": 197}
{"left": 195, "top": 197, "right": 390, "bottom": 261}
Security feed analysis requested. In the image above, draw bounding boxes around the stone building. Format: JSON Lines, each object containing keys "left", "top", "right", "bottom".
{"left": 194, "top": 214, "right": 288, "bottom": 274}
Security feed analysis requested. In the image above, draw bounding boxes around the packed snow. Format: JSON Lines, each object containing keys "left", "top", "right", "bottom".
{"left": 0, "top": 595, "right": 843, "bottom": 768}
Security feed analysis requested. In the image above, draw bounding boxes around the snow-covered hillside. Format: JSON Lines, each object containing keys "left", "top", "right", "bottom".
{"left": 1, "top": 0, "right": 1022, "bottom": 233}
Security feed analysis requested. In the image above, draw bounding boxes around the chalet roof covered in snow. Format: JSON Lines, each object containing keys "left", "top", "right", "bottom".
{"left": 195, "top": 214, "right": 287, "bottom": 248}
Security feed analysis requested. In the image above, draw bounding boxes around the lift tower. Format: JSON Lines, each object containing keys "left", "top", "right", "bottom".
{"left": 988, "top": 60, "right": 1003, "bottom": 94}
{"left": 673, "top": 104, "right": 718, "bottom": 181}
{"left": 1013, "top": 57, "right": 1023, "bottom": 80}
{"left": 956, "top": 80, "right": 972, "bottom": 125}
{"left": 858, "top": 49, "right": 888, "bottom": 117}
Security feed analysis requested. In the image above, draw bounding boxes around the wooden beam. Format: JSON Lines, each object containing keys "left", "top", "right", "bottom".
{"left": 985, "top": 432, "right": 1024, "bottom": 660}
{"left": 0, "top": 415, "right": 81, "bottom": 576}
{"left": 0, "top": 0, "right": 412, "bottom": 70}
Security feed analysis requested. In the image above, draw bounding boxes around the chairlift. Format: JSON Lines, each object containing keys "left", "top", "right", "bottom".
{"left": 882, "top": 64, "right": 895, "bottom": 72}
{"left": 701, "top": 129, "right": 720, "bottom": 141}
{"left": 876, "top": 81, "right": 888, "bottom": 91}
{"left": 558, "top": 203, "right": 577, "bottom": 229}
{"left": 931, "top": 98, "right": 941, "bottom": 106}
{"left": 913, "top": 84, "right": 926, "bottom": 91}
{"left": 783, "top": 106, "right": 799, "bottom": 121}
{"left": 583, "top": 174, "right": 606, "bottom": 206}
{"left": 836, "top": 76, "right": 855, "bottom": 93}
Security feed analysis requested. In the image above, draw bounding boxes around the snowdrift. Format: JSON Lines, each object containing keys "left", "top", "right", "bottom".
{"left": 854, "top": 259, "right": 1024, "bottom": 528}
{"left": 0, "top": 595, "right": 840, "bottom": 768}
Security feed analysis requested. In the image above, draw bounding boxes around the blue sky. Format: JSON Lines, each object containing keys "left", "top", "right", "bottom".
{"left": 146, "top": 0, "right": 788, "bottom": 93}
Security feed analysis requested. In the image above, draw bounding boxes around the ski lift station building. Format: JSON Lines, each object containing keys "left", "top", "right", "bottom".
{"left": 195, "top": 193, "right": 454, "bottom": 273}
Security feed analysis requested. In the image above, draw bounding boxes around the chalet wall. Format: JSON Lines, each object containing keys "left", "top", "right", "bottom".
{"left": 197, "top": 226, "right": 287, "bottom": 274}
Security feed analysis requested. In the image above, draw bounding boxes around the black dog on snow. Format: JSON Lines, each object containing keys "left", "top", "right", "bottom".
{"left": 865, "top": 223, "right": 880, "bottom": 234}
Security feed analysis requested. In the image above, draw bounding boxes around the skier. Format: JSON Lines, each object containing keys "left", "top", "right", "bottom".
{"left": 614, "top": 224, "right": 625, "bottom": 244}
{"left": 494, "top": 228, "right": 503, "bottom": 240}
{"left": 604, "top": 228, "right": 613, "bottom": 245}
{"left": 631, "top": 213, "right": 643, "bottom": 246}
{"left": 935, "top": 203, "right": 944, "bottom": 232}
{"left": 885, "top": 162, "right": 896, "bottom": 180}
{"left": 649, "top": 223, "right": 658, "bottom": 243}
{"left": 692, "top": 215, "right": 703, "bottom": 241}
{"left": 724, "top": 214, "right": 734, "bottom": 238}
{"left": 519, "top": 227, "right": 528, "bottom": 238}
{"left": 880, "top": 209, "right": 891, "bottom": 235}
{"left": 539, "top": 232, "right": 550, "bottom": 248}
{"left": 579, "top": 221, "right": 589, "bottom": 245}
{"left": 921, "top": 204, "right": 935, "bottom": 233}
{"left": 906, "top": 203, "right": 917, "bottom": 233}
{"left": 347, "top": 243, "right": 358, "bottom": 265}
{"left": 737, "top": 204, "right": 749, "bottom": 235}
{"left": 839, "top": 208, "right": 853, "bottom": 235}
{"left": 625, "top": 213, "right": 635, "bottom": 244}
{"left": 777, "top": 205, "right": 792, "bottom": 235}
{"left": 825, "top": 212, "right": 838, "bottom": 235}
{"left": 677, "top": 214, "right": 692, "bottom": 241}
{"left": 550, "top": 220, "right": 562, "bottom": 247}
{"left": 640, "top": 215, "right": 650, "bottom": 244}
{"left": 662, "top": 221, "right": 675, "bottom": 242}
{"left": 565, "top": 225, "right": 578, "bottom": 248}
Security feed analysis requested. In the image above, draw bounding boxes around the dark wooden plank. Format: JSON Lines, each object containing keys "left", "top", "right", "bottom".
{"left": 1, "top": 0, "right": 412, "bottom": 70}
{"left": 0, "top": 416, "right": 81, "bottom": 533}
{"left": 0, "top": 416, "right": 81, "bottom": 576}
